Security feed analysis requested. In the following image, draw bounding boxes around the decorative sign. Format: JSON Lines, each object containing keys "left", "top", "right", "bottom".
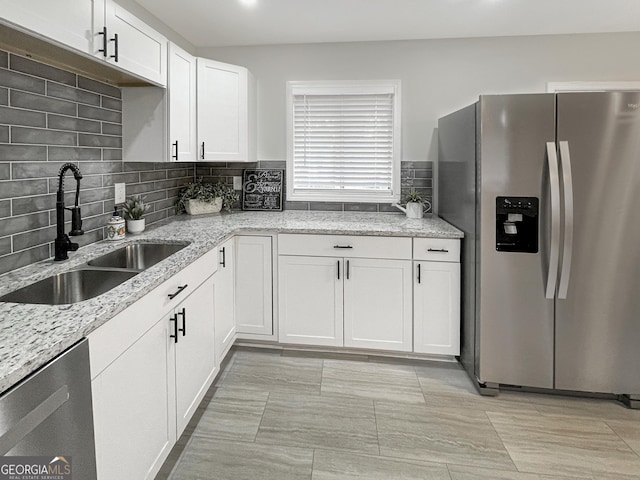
{"left": 241, "top": 169, "right": 284, "bottom": 211}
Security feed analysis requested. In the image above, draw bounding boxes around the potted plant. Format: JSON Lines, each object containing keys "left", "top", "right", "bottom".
{"left": 392, "top": 190, "right": 430, "bottom": 219}
{"left": 123, "top": 195, "right": 150, "bottom": 234}
{"left": 176, "top": 180, "right": 239, "bottom": 215}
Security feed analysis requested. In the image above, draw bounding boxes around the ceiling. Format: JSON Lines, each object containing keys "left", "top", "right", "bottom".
{"left": 133, "top": 0, "right": 640, "bottom": 48}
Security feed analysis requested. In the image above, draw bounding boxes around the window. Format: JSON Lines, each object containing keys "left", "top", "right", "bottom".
{"left": 286, "top": 80, "right": 401, "bottom": 203}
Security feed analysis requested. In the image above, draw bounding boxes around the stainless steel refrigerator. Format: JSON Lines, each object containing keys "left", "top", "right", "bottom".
{"left": 438, "top": 92, "right": 640, "bottom": 406}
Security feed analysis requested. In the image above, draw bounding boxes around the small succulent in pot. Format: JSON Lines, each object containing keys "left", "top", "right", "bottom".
{"left": 393, "top": 190, "right": 430, "bottom": 219}
{"left": 175, "top": 179, "right": 239, "bottom": 215}
{"left": 122, "top": 195, "right": 149, "bottom": 220}
{"left": 402, "top": 190, "right": 425, "bottom": 204}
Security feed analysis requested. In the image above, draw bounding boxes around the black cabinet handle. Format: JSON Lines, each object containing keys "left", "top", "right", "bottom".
{"left": 427, "top": 248, "right": 449, "bottom": 253}
{"left": 220, "top": 247, "right": 226, "bottom": 268}
{"left": 337, "top": 260, "right": 340, "bottom": 280}
{"left": 98, "top": 27, "right": 108, "bottom": 57}
{"left": 417, "top": 263, "right": 421, "bottom": 284}
{"left": 110, "top": 33, "right": 119, "bottom": 62}
{"left": 177, "top": 307, "right": 186, "bottom": 336}
{"left": 168, "top": 284, "right": 188, "bottom": 300}
{"left": 172, "top": 141, "right": 178, "bottom": 160}
{"left": 201, "top": 142, "right": 205, "bottom": 160}
{"left": 169, "top": 314, "right": 179, "bottom": 343}
{"left": 333, "top": 245, "right": 353, "bottom": 249}
{"left": 346, "top": 260, "right": 350, "bottom": 280}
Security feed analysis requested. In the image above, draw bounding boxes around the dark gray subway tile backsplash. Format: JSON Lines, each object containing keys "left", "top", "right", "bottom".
{"left": 197, "top": 159, "right": 433, "bottom": 213}
{"left": 0, "top": 48, "right": 433, "bottom": 275}
{"left": 0, "top": 49, "right": 192, "bottom": 275}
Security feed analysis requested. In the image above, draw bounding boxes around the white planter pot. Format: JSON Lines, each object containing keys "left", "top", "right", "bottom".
{"left": 185, "top": 198, "right": 222, "bottom": 215}
{"left": 405, "top": 201, "right": 424, "bottom": 219}
{"left": 126, "top": 218, "right": 145, "bottom": 234}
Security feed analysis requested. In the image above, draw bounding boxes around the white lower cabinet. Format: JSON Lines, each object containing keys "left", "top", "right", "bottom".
{"left": 278, "top": 255, "right": 343, "bottom": 346}
{"left": 278, "top": 234, "right": 414, "bottom": 351}
{"left": 413, "top": 261, "right": 461, "bottom": 355}
{"left": 91, "top": 316, "right": 174, "bottom": 480}
{"left": 278, "top": 255, "right": 412, "bottom": 351}
{"left": 344, "top": 258, "right": 413, "bottom": 351}
{"left": 214, "top": 239, "right": 236, "bottom": 363}
{"left": 90, "top": 248, "right": 218, "bottom": 480}
{"left": 235, "top": 235, "right": 273, "bottom": 336}
{"left": 174, "top": 276, "right": 217, "bottom": 436}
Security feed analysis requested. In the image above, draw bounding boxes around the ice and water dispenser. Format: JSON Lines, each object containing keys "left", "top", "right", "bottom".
{"left": 496, "top": 196, "right": 538, "bottom": 253}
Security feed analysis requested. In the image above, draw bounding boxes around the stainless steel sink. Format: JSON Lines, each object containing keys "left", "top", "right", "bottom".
{"left": 87, "top": 243, "right": 187, "bottom": 270}
{"left": 0, "top": 269, "right": 138, "bottom": 305}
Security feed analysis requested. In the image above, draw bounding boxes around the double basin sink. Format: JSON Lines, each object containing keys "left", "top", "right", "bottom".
{"left": 0, "top": 243, "right": 187, "bottom": 305}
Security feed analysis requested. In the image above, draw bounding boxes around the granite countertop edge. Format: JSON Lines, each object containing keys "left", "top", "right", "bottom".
{"left": 0, "top": 211, "right": 463, "bottom": 394}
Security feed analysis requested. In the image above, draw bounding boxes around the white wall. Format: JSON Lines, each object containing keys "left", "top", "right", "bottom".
{"left": 199, "top": 32, "right": 640, "bottom": 163}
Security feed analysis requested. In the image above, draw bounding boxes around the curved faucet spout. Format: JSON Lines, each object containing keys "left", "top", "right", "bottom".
{"left": 55, "top": 163, "right": 84, "bottom": 261}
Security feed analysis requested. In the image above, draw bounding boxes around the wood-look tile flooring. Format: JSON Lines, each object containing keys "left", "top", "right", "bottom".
{"left": 156, "top": 348, "right": 640, "bottom": 480}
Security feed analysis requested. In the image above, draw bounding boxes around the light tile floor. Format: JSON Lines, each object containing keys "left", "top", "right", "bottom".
{"left": 157, "top": 348, "right": 640, "bottom": 480}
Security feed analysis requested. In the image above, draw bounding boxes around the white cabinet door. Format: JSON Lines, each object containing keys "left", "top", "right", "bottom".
{"left": 414, "top": 261, "right": 461, "bottom": 355}
{"left": 197, "top": 58, "right": 249, "bottom": 162}
{"left": 92, "top": 318, "right": 175, "bottom": 480}
{"left": 214, "top": 239, "right": 236, "bottom": 363}
{"left": 174, "top": 276, "right": 217, "bottom": 436}
{"left": 278, "top": 256, "right": 343, "bottom": 347}
{"left": 343, "top": 258, "right": 413, "bottom": 352}
{"left": 168, "top": 43, "right": 197, "bottom": 161}
{"left": 98, "top": 0, "right": 167, "bottom": 86}
{"left": 236, "top": 236, "right": 273, "bottom": 336}
{"left": 0, "top": 0, "right": 95, "bottom": 53}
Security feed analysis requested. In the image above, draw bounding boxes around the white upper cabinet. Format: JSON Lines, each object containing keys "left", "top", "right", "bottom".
{"left": 197, "top": 58, "right": 256, "bottom": 162}
{"left": 1, "top": 0, "right": 167, "bottom": 86}
{"left": 95, "top": 0, "right": 167, "bottom": 86}
{"left": 0, "top": 0, "right": 95, "bottom": 53}
{"left": 168, "top": 43, "right": 197, "bottom": 161}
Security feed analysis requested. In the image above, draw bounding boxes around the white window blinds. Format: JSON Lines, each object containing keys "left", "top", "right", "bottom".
{"left": 286, "top": 81, "right": 401, "bottom": 203}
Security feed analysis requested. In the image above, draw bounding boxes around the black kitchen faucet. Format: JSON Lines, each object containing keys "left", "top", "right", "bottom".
{"left": 54, "top": 163, "right": 84, "bottom": 261}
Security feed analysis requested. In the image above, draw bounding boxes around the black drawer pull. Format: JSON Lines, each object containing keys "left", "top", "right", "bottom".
{"left": 172, "top": 140, "right": 178, "bottom": 160}
{"left": 333, "top": 245, "right": 353, "bottom": 249}
{"left": 337, "top": 260, "right": 340, "bottom": 280}
{"left": 427, "top": 248, "right": 449, "bottom": 253}
{"left": 417, "top": 263, "right": 421, "bottom": 284}
{"left": 220, "top": 247, "right": 226, "bottom": 268}
{"left": 98, "top": 27, "right": 108, "bottom": 57}
{"left": 168, "top": 284, "right": 188, "bottom": 300}
{"left": 346, "top": 260, "right": 350, "bottom": 280}
{"left": 109, "top": 33, "right": 119, "bottom": 62}
{"left": 177, "top": 307, "right": 186, "bottom": 336}
{"left": 169, "top": 314, "right": 179, "bottom": 343}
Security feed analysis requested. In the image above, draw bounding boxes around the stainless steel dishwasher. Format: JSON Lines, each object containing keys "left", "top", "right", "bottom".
{"left": 0, "top": 339, "right": 97, "bottom": 479}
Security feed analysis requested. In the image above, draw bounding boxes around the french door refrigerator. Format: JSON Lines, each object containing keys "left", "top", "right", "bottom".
{"left": 438, "top": 92, "right": 640, "bottom": 406}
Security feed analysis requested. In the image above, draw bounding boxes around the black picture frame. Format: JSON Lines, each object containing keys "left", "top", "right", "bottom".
{"left": 241, "top": 169, "right": 284, "bottom": 211}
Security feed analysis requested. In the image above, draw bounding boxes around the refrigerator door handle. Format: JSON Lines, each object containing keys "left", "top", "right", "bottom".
{"left": 558, "top": 141, "right": 574, "bottom": 299}
{"left": 545, "top": 142, "right": 561, "bottom": 299}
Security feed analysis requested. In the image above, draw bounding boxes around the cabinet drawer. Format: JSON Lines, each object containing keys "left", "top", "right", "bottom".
{"left": 278, "top": 234, "right": 412, "bottom": 260}
{"left": 155, "top": 247, "right": 218, "bottom": 313}
{"left": 413, "top": 238, "right": 460, "bottom": 262}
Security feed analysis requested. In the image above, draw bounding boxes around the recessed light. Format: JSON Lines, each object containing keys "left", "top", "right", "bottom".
{"left": 239, "top": 0, "right": 258, "bottom": 8}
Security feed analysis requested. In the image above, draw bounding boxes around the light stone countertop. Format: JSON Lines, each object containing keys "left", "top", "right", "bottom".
{"left": 0, "top": 211, "right": 462, "bottom": 394}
